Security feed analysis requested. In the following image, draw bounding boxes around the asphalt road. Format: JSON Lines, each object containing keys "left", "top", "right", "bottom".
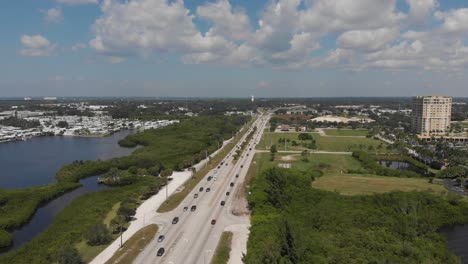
{"left": 134, "top": 113, "right": 270, "bottom": 264}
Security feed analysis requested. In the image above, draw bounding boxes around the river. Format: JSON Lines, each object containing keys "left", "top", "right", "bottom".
{"left": 0, "top": 130, "right": 136, "bottom": 189}
{"left": 0, "top": 130, "right": 137, "bottom": 254}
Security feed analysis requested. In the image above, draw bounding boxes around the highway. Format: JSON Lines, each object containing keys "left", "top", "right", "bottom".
{"left": 134, "top": 112, "right": 270, "bottom": 264}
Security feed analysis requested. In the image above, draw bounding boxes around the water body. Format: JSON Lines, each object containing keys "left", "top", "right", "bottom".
{"left": 439, "top": 225, "right": 468, "bottom": 264}
{"left": 0, "top": 130, "right": 136, "bottom": 189}
{"left": 378, "top": 160, "right": 413, "bottom": 171}
{"left": 0, "top": 176, "right": 107, "bottom": 254}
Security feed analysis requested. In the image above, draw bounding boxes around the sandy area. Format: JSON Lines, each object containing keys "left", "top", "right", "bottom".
{"left": 225, "top": 223, "right": 250, "bottom": 264}
{"left": 90, "top": 138, "right": 233, "bottom": 264}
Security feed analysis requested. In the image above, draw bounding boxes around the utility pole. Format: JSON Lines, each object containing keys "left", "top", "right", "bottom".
{"left": 165, "top": 176, "right": 168, "bottom": 201}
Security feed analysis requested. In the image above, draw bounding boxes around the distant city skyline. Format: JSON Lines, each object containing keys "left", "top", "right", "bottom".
{"left": 2, "top": 0, "right": 468, "bottom": 97}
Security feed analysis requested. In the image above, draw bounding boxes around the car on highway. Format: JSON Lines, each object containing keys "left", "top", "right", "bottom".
{"left": 191, "top": 205, "right": 197, "bottom": 212}
{"left": 240, "top": 165, "right": 243, "bottom": 168}
{"left": 217, "top": 165, "right": 221, "bottom": 169}
{"left": 214, "top": 177, "right": 217, "bottom": 181}
{"left": 211, "top": 219, "right": 217, "bottom": 225}
{"left": 235, "top": 174, "right": 239, "bottom": 178}
{"left": 230, "top": 182, "right": 234, "bottom": 187}
{"left": 220, "top": 201, "right": 225, "bottom": 206}
{"left": 226, "top": 191, "right": 230, "bottom": 196}
{"left": 206, "top": 188, "right": 211, "bottom": 192}
{"left": 157, "top": 235, "right": 165, "bottom": 242}
{"left": 207, "top": 176, "right": 213, "bottom": 181}
{"left": 183, "top": 206, "right": 188, "bottom": 211}
{"left": 199, "top": 187, "right": 204, "bottom": 192}
{"left": 157, "top": 247, "right": 165, "bottom": 256}
{"left": 172, "top": 217, "right": 179, "bottom": 224}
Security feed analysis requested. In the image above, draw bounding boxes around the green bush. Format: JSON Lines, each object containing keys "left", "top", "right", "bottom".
{"left": 245, "top": 167, "right": 468, "bottom": 263}
{"left": 54, "top": 244, "right": 82, "bottom": 264}
{"left": 85, "top": 223, "right": 112, "bottom": 246}
{"left": 0, "top": 229, "right": 12, "bottom": 248}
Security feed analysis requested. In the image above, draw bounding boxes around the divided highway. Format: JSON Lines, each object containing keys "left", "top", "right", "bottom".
{"left": 134, "top": 112, "right": 269, "bottom": 264}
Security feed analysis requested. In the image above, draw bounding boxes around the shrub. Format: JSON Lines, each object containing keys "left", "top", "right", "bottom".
{"left": 85, "top": 223, "right": 112, "bottom": 246}
{"left": 54, "top": 244, "right": 82, "bottom": 264}
{"left": 0, "top": 229, "right": 12, "bottom": 248}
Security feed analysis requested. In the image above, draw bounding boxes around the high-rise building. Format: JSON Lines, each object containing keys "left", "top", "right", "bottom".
{"left": 412, "top": 96, "right": 452, "bottom": 135}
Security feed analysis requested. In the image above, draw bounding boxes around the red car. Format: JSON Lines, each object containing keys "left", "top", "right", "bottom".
{"left": 211, "top": 219, "right": 216, "bottom": 225}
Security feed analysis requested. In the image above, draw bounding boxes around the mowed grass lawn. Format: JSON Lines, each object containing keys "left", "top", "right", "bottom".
{"left": 249, "top": 153, "right": 445, "bottom": 196}
{"left": 312, "top": 174, "right": 445, "bottom": 196}
{"left": 252, "top": 152, "right": 363, "bottom": 176}
{"left": 323, "top": 129, "right": 369, "bottom": 137}
{"left": 257, "top": 132, "right": 388, "bottom": 152}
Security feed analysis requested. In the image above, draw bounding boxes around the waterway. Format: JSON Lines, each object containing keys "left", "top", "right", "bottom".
{"left": 0, "top": 130, "right": 136, "bottom": 189}
{"left": 439, "top": 225, "right": 468, "bottom": 263}
{"left": 0, "top": 176, "right": 108, "bottom": 254}
{"left": 0, "top": 130, "right": 137, "bottom": 254}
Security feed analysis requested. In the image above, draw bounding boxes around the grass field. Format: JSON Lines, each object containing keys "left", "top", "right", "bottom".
{"left": 211, "top": 231, "right": 233, "bottom": 264}
{"left": 105, "top": 224, "right": 158, "bottom": 264}
{"left": 312, "top": 174, "right": 446, "bottom": 196}
{"left": 249, "top": 152, "right": 446, "bottom": 196}
{"left": 323, "top": 129, "right": 369, "bottom": 137}
{"left": 251, "top": 152, "right": 363, "bottom": 177}
{"left": 257, "top": 132, "right": 388, "bottom": 152}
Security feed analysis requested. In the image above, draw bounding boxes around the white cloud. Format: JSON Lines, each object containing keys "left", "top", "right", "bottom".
{"left": 55, "top": 0, "right": 98, "bottom": 5}
{"left": 435, "top": 8, "right": 468, "bottom": 34}
{"left": 72, "top": 43, "right": 87, "bottom": 51}
{"left": 197, "top": 0, "right": 251, "bottom": 41}
{"left": 406, "top": 0, "right": 438, "bottom": 25}
{"left": 337, "top": 27, "right": 399, "bottom": 51}
{"left": 42, "top": 8, "right": 63, "bottom": 23}
{"left": 19, "top": 35, "right": 55, "bottom": 57}
{"left": 88, "top": 0, "right": 468, "bottom": 71}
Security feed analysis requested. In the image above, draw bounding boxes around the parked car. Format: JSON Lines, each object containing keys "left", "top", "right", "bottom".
{"left": 191, "top": 205, "right": 197, "bottom": 212}
{"left": 230, "top": 182, "right": 234, "bottom": 187}
{"left": 194, "top": 193, "right": 198, "bottom": 198}
{"left": 206, "top": 188, "right": 211, "bottom": 192}
{"left": 157, "top": 247, "right": 165, "bottom": 256}
{"left": 183, "top": 206, "right": 188, "bottom": 211}
{"left": 199, "top": 187, "right": 204, "bottom": 192}
{"left": 235, "top": 174, "right": 239, "bottom": 178}
{"left": 211, "top": 219, "right": 217, "bottom": 225}
{"left": 240, "top": 165, "right": 243, "bottom": 168}
{"left": 157, "top": 235, "right": 165, "bottom": 242}
{"left": 207, "top": 176, "right": 213, "bottom": 181}
{"left": 172, "top": 217, "right": 179, "bottom": 224}
{"left": 220, "top": 201, "right": 226, "bottom": 206}
{"left": 226, "top": 192, "right": 230, "bottom": 196}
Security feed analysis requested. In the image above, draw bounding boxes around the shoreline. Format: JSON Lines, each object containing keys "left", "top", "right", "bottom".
{"left": 89, "top": 137, "right": 234, "bottom": 264}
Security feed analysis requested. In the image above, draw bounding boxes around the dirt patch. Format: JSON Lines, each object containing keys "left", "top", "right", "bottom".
{"left": 281, "top": 154, "right": 298, "bottom": 161}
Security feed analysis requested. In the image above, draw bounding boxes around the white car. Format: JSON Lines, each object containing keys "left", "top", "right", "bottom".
{"left": 214, "top": 177, "right": 218, "bottom": 181}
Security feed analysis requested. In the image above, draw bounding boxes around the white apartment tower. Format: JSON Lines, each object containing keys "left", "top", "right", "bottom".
{"left": 412, "top": 96, "right": 452, "bottom": 135}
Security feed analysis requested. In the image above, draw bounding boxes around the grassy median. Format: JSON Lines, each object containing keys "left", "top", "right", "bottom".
{"left": 105, "top": 224, "right": 158, "bottom": 264}
{"left": 211, "top": 231, "right": 233, "bottom": 264}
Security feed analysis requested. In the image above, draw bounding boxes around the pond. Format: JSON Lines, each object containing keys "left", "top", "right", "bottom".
{"left": 439, "top": 224, "right": 468, "bottom": 263}
{"left": 378, "top": 160, "right": 414, "bottom": 171}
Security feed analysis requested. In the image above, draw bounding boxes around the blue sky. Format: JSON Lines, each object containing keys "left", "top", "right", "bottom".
{"left": 1, "top": 0, "right": 468, "bottom": 97}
